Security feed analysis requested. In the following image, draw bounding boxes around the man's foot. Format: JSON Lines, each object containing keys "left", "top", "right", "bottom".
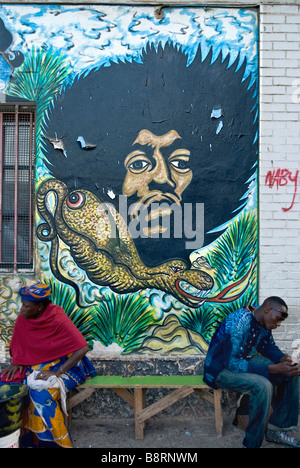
{"left": 265, "top": 429, "right": 300, "bottom": 448}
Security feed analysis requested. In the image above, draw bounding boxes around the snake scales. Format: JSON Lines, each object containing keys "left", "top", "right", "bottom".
{"left": 36, "top": 178, "right": 214, "bottom": 307}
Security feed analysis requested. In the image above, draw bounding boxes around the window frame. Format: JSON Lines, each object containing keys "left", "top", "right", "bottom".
{"left": 0, "top": 103, "right": 36, "bottom": 272}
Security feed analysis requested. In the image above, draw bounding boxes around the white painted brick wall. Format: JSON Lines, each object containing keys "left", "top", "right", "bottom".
{"left": 259, "top": 3, "right": 300, "bottom": 354}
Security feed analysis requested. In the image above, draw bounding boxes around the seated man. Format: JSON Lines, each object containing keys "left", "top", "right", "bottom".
{"left": 204, "top": 296, "right": 300, "bottom": 448}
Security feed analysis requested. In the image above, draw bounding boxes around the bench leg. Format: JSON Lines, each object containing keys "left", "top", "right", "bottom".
{"left": 214, "top": 389, "right": 223, "bottom": 436}
{"left": 134, "top": 388, "right": 146, "bottom": 439}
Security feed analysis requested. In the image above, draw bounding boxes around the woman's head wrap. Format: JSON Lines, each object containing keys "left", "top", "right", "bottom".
{"left": 19, "top": 283, "right": 51, "bottom": 302}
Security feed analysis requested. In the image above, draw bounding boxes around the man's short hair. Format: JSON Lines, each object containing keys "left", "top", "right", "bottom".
{"left": 264, "top": 296, "right": 288, "bottom": 318}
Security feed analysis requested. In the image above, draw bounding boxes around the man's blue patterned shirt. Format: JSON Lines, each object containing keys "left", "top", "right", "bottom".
{"left": 204, "top": 307, "right": 284, "bottom": 389}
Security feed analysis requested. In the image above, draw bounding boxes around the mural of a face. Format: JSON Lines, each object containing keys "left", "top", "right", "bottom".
{"left": 123, "top": 129, "right": 192, "bottom": 236}
{"left": 44, "top": 42, "right": 258, "bottom": 267}
{"left": 0, "top": 5, "right": 259, "bottom": 355}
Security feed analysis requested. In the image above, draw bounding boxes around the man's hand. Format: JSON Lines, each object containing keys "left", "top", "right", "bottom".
{"left": 269, "top": 359, "right": 300, "bottom": 376}
{"left": 280, "top": 355, "right": 293, "bottom": 364}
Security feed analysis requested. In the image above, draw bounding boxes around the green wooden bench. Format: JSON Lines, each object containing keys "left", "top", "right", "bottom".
{"left": 67, "top": 375, "right": 223, "bottom": 439}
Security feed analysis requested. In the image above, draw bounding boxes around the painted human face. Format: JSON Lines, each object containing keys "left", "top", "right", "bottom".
{"left": 123, "top": 129, "right": 193, "bottom": 235}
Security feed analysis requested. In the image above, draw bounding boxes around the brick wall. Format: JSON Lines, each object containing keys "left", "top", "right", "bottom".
{"left": 259, "top": 3, "right": 300, "bottom": 353}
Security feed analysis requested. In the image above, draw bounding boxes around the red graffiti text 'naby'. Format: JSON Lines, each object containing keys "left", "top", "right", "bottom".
{"left": 265, "top": 168, "right": 299, "bottom": 212}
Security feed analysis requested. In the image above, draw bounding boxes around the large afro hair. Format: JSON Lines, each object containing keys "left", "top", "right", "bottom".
{"left": 42, "top": 42, "right": 258, "bottom": 266}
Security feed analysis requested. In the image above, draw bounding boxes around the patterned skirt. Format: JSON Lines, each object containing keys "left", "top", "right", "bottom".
{"left": 20, "top": 355, "right": 96, "bottom": 448}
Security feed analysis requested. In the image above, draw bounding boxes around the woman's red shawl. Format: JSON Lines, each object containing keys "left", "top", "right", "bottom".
{"left": 10, "top": 303, "right": 88, "bottom": 365}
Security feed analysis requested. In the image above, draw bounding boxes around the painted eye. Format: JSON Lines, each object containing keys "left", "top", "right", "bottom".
{"left": 128, "top": 158, "right": 151, "bottom": 173}
{"left": 66, "top": 192, "right": 86, "bottom": 209}
{"left": 171, "top": 159, "right": 189, "bottom": 170}
{"left": 169, "top": 150, "right": 191, "bottom": 174}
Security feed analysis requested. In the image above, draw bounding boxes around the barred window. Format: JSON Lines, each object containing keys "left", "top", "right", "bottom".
{"left": 0, "top": 104, "right": 35, "bottom": 271}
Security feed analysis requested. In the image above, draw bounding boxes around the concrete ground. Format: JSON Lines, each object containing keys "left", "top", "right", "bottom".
{"left": 70, "top": 412, "right": 299, "bottom": 449}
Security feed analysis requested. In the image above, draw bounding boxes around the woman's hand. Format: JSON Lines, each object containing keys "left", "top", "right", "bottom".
{"left": 36, "top": 369, "right": 58, "bottom": 381}
{"left": 1, "top": 364, "right": 24, "bottom": 381}
{"left": 36, "top": 345, "right": 89, "bottom": 381}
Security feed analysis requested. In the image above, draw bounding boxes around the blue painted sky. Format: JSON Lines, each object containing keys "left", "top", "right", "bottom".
{"left": 0, "top": 5, "right": 258, "bottom": 88}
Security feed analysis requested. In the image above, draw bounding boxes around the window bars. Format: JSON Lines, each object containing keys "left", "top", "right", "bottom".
{"left": 0, "top": 104, "right": 35, "bottom": 271}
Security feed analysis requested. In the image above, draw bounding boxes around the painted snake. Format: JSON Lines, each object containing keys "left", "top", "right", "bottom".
{"left": 36, "top": 178, "right": 215, "bottom": 307}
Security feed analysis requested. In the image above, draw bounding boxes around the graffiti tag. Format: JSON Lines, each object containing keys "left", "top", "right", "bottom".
{"left": 265, "top": 168, "right": 299, "bottom": 212}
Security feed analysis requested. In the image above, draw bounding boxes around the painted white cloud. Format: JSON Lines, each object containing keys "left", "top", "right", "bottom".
{"left": 0, "top": 5, "right": 258, "bottom": 80}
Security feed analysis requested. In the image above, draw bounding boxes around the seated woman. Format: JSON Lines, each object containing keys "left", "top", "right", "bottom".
{"left": 1, "top": 283, "right": 97, "bottom": 448}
